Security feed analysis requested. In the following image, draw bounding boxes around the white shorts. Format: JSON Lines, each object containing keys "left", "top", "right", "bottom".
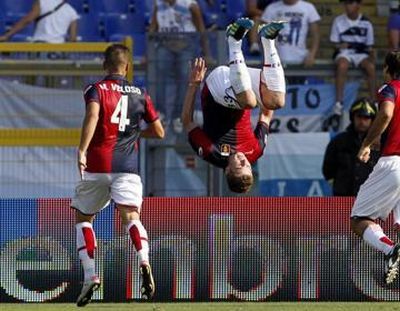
{"left": 335, "top": 49, "right": 369, "bottom": 67}
{"left": 351, "top": 156, "right": 400, "bottom": 221}
{"left": 71, "top": 172, "right": 143, "bottom": 215}
{"left": 205, "top": 66, "right": 262, "bottom": 109}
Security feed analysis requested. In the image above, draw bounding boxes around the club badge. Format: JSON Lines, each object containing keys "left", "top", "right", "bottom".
{"left": 220, "top": 144, "right": 231, "bottom": 157}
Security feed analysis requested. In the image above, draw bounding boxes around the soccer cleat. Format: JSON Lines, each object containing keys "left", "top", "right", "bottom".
{"left": 226, "top": 17, "right": 254, "bottom": 41}
{"left": 258, "top": 21, "right": 286, "bottom": 40}
{"left": 140, "top": 264, "right": 155, "bottom": 299}
{"left": 384, "top": 244, "right": 400, "bottom": 284}
{"left": 76, "top": 276, "right": 101, "bottom": 307}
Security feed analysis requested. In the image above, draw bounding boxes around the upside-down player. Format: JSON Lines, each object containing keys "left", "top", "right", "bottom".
{"left": 71, "top": 44, "right": 164, "bottom": 306}
{"left": 181, "top": 18, "right": 286, "bottom": 193}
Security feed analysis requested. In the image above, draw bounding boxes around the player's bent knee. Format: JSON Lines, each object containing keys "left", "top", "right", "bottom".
{"left": 236, "top": 91, "right": 257, "bottom": 109}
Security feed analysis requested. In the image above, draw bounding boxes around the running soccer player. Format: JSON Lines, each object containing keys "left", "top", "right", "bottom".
{"left": 71, "top": 44, "right": 164, "bottom": 306}
{"left": 181, "top": 18, "right": 286, "bottom": 193}
{"left": 351, "top": 50, "right": 400, "bottom": 284}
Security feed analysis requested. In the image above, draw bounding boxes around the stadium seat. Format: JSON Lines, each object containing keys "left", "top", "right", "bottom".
{"left": 197, "top": 0, "right": 230, "bottom": 29}
{"left": 109, "top": 32, "right": 146, "bottom": 58}
{"left": 68, "top": 0, "right": 89, "bottom": 14}
{"left": 226, "top": 0, "right": 245, "bottom": 22}
{"left": 4, "top": 17, "right": 34, "bottom": 42}
{"left": 104, "top": 14, "right": 146, "bottom": 39}
{"left": 0, "top": 0, "right": 35, "bottom": 16}
{"left": 97, "top": 0, "right": 134, "bottom": 14}
{"left": 77, "top": 15, "right": 104, "bottom": 42}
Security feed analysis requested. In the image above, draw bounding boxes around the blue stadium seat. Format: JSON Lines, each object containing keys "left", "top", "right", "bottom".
{"left": 77, "top": 15, "right": 104, "bottom": 42}
{"left": 4, "top": 17, "right": 34, "bottom": 42}
{"left": 197, "top": 0, "right": 230, "bottom": 29}
{"left": 1, "top": 0, "right": 35, "bottom": 16}
{"left": 104, "top": 13, "right": 146, "bottom": 38}
{"left": 226, "top": 0, "right": 245, "bottom": 22}
{"left": 98, "top": 0, "right": 134, "bottom": 14}
{"left": 109, "top": 32, "right": 146, "bottom": 59}
{"left": 68, "top": 0, "right": 88, "bottom": 14}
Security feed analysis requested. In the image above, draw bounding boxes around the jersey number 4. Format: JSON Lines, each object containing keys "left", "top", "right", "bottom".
{"left": 111, "top": 95, "right": 130, "bottom": 132}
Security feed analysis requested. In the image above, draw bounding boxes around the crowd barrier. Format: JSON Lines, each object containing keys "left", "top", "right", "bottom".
{"left": 1, "top": 197, "right": 399, "bottom": 302}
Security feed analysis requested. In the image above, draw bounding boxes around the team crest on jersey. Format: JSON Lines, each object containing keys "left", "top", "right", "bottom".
{"left": 198, "top": 147, "right": 203, "bottom": 157}
{"left": 220, "top": 144, "right": 231, "bottom": 157}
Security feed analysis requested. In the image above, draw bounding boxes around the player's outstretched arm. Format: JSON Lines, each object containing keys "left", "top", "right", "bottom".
{"left": 182, "top": 57, "right": 207, "bottom": 132}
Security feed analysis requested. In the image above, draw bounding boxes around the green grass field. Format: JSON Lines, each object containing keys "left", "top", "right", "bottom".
{"left": 2, "top": 303, "right": 400, "bottom": 311}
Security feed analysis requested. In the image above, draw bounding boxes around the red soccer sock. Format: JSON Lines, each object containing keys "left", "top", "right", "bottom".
{"left": 76, "top": 222, "right": 97, "bottom": 281}
{"left": 127, "top": 220, "right": 149, "bottom": 265}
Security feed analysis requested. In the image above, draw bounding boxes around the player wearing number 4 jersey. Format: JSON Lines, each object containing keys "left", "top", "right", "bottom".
{"left": 182, "top": 18, "right": 286, "bottom": 193}
{"left": 71, "top": 44, "right": 164, "bottom": 307}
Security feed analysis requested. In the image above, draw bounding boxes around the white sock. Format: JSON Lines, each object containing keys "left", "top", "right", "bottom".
{"left": 261, "top": 37, "right": 285, "bottom": 93}
{"left": 363, "top": 224, "right": 395, "bottom": 255}
{"left": 228, "top": 36, "right": 252, "bottom": 94}
{"left": 127, "top": 220, "right": 149, "bottom": 265}
{"left": 76, "top": 222, "right": 97, "bottom": 281}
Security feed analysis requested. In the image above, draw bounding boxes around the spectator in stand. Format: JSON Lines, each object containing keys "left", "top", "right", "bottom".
{"left": 388, "top": 0, "right": 400, "bottom": 50}
{"left": 260, "top": 0, "right": 320, "bottom": 67}
{"left": 326, "top": 0, "right": 375, "bottom": 132}
{"left": 322, "top": 98, "right": 379, "bottom": 196}
{"left": 149, "top": 0, "right": 211, "bottom": 135}
{"left": 0, "top": 0, "right": 79, "bottom": 43}
{"left": 246, "top": 0, "right": 279, "bottom": 55}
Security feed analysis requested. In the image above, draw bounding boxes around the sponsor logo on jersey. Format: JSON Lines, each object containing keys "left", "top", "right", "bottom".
{"left": 220, "top": 144, "right": 231, "bottom": 157}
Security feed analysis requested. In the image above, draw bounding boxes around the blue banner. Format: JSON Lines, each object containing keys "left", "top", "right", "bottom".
{"left": 265, "top": 82, "right": 360, "bottom": 132}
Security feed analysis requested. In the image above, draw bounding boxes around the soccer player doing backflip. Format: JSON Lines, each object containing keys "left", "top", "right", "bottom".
{"left": 351, "top": 50, "right": 400, "bottom": 284}
{"left": 182, "top": 18, "right": 286, "bottom": 192}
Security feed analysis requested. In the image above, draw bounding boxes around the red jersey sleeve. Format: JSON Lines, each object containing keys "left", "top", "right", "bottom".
{"left": 143, "top": 92, "right": 159, "bottom": 123}
{"left": 188, "top": 127, "right": 228, "bottom": 168}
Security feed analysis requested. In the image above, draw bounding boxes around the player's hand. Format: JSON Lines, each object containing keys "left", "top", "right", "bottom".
{"left": 77, "top": 150, "right": 87, "bottom": 179}
{"left": 188, "top": 57, "right": 207, "bottom": 86}
{"left": 357, "top": 146, "right": 371, "bottom": 163}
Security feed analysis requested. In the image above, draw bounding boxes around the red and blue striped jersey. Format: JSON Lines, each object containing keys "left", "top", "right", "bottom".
{"left": 378, "top": 79, "right": 400, "bottom": 156}
{"left": 188, "top": 84, "right": 268, "bottom": 168}
{"left": 84, "top": 74, "right": 158, "bottom": 173}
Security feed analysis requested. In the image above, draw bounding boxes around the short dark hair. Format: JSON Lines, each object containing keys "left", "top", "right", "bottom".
{"left": 103, "top": 44, "right": 130, "bottom": 72}
{"left": 385, "top": 50, "right": 400, "bottom": 79}
{"left": 226, "top": 172, "right": 254, "bottom": 193}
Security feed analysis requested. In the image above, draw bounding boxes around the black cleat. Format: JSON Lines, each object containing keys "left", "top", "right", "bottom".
{"left": 385, "top": 244, "right": 400, "bottom": 284}
{"left": 76, "top": 276, "right": 101, "bottom": 307}
{"left": 226, "top": 18, "right": 254, "bottom": 41}
{"left": 258, "top": 21, "right": 286, "bottom": 40}
{"left": 140, "top": 264, "right": 155, "bottom": 299}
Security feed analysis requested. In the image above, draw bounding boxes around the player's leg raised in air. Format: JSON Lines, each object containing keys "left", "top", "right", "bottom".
{"left": 258, "top": 21, "right": 286, "bottom": 111}
{"left": 226, "top": 17, "right": 257, "bottom": 109}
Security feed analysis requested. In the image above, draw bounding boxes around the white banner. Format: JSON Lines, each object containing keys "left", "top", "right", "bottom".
{"left": 0, "top": 79, "right": 84, "bottom": 128}
{"left": 258, "top": 132, "right": 332, "bottom": 196}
